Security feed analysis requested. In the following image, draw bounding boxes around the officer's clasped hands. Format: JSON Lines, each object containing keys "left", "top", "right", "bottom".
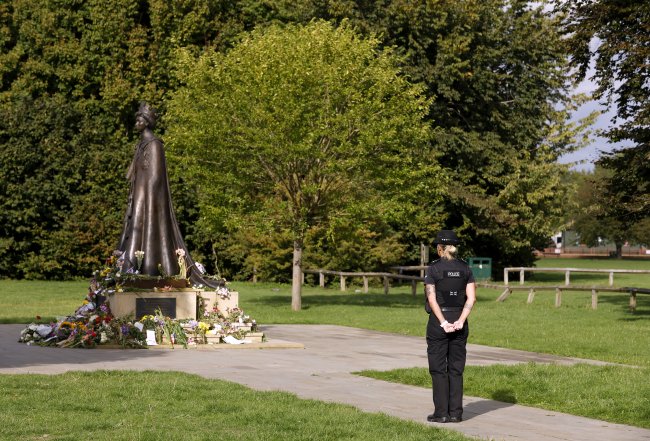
{"left": 440, "top": 321, "right": 456, "bottom": 333}
{"left": 439, "top": 320, "right": 465, "bottom": 332}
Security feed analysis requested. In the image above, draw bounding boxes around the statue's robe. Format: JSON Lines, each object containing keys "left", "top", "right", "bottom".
{"left": 117, "top": 135, "right": 219, "bottom": 288}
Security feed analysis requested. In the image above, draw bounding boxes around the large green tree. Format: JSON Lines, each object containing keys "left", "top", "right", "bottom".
{"left": 230, "top": 0, "right": 594, "bottom": 273}
{"left": 165, "top": 21, "right": 441, "bottom": 309}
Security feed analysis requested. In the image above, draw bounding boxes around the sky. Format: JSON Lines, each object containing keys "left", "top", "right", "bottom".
{"left": 557, "top": 94, "right": 618, "bottom": 172}
{"left": 557, "top": 73, "right": 631, "bottom": 172}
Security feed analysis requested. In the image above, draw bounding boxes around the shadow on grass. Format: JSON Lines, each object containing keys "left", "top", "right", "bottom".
{"left": 591, "top": 292, "right": 650, "bottom": 318}
{"left": 491, "top": 388, "right": 517, "bottom": 403}
{"left": 250, "top": 288, "right": 493, "bottom": 310}
{"left": 527, "top": 273, "right": 607, "bottom": 284}
{"left": 251, "top": 293, "right": 419, "bottom": 309}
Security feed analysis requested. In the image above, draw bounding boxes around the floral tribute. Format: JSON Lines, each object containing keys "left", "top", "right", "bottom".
{"left": 18, "top": 252, "right": 259, "bottom": 349}
{"left": 18, "top": 287, "right": 145, "bottom": 349}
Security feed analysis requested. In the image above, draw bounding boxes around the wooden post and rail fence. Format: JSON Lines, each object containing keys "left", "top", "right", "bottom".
{"left": 498, "top": 267, "right": 650, "bottom": 312}
{"left": 302, "top": 269, "right": 424, "bottom": 296}
{"left": 503, "top": 267, "right": 650, "bottom": 287}
{"left": 300, "top": 266, "right": 649, "bottom": 312}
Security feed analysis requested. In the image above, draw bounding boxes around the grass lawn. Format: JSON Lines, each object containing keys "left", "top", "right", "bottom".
{"left": 0, "top": 371, "right": 470, "bottom": 441}
{"left": 0, "top": 279, "right": 88, "bottom": 324}
{"left": 1, "top": 257, "right": 649, "bottom": 431}
{"left": 358, "top": 363, "right": 650, "bottom": 429}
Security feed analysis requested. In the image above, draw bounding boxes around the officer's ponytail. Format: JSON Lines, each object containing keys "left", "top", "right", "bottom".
{"left": 437, "top": 244, "right": 458, "bottom": 260}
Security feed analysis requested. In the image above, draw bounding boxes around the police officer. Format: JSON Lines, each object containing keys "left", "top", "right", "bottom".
{"left": 424, "top": 229, "right": 476, "bottom": 423}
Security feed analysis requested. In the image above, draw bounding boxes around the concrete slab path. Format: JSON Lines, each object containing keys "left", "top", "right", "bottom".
{"left": 1, "top": 324, "right": 648, "bottom": 441}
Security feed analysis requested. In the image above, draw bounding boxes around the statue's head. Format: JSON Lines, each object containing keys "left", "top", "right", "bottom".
{"left": 136, "top": 102, "right": 157, "bottom": 129}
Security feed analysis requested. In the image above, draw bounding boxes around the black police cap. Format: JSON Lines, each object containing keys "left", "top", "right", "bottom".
{"left": 434, "top": 229, "right": 460, "bottom": 245}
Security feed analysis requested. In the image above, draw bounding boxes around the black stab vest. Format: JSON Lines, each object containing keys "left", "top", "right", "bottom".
{"left": 425, "top": 259, "right": 471, "bottom": 310}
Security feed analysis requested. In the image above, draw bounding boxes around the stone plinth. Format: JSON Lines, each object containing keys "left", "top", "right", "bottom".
{"left": 107, "top": 289, "right": 200, "bottom": 320}
{"left": 199, "top": 291, "right": 240, "bottom": 317}
{"left": 107, "top": 290, "right": 241, "bottom": 321}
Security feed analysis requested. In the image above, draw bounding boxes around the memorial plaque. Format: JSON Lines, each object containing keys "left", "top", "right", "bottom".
{"left": 136, "top": 297, "right": 176, "bottom": 319}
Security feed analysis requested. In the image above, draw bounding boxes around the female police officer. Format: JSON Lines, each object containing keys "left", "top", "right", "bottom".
{"left": 424, "top": 229, "right": 476, "bottom": 423}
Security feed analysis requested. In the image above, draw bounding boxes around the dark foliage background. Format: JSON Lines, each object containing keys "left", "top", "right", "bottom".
{"left": 0, "top": 0, "right": 584, "bottom": 281}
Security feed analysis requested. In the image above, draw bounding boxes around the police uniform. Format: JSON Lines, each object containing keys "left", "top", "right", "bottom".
{"left": 424, "top": 252, "right": 474, "bottom": 421}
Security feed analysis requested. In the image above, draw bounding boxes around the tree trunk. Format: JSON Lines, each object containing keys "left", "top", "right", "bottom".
{"left": 615, "top": 242, "right": 623, "bottom": 259}
{"left": 291, "top": 239, "right": 303, "bottom": 311}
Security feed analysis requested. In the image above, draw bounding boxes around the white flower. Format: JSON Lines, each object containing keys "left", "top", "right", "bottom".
{"left": 195, "top": 262, "right": 205, "bottom": 274}
{"left": 175, "top": 249, "right": 186, "bottom": 258}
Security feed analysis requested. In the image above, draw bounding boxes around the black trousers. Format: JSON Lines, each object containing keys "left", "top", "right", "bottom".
{"left": 426, "top": 312, "right": 468, "bottom": 418}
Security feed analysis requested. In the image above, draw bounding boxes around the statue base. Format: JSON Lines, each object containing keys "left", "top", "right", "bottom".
{"left": 107, "top": 289, "right": 239, "bottom": 320}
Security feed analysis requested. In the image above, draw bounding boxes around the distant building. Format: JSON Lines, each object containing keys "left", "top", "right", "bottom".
{"left": 541, "top": 230, "right": 649, "bottom": 257}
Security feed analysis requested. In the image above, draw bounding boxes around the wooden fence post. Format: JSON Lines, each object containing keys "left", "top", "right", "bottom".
{"left": 591, "top": 289, "right": 598, "bottom": 309}
{"left": 504, "top": 269, "right": 509, "bottom": 286}
{"left": 340, "top": 275, "right": 346, "bottom": 292}
{"left": 420, "top": 243, "right": 429, "bottom": 278}
{"left": 363, "top": 276, "right": 369, "bottom": 293}
{"left": 527, "top": 288, "right": 536, "bottom": 304}
{"left": 496, "top": 287, "right": 511, "bottom": 302}
{"left": 520, "top": 269, "right": 525, "bottom": 285}
{"left": 609, "top": 271, "right": 614, "bottom": 286}
{"left": 629, "top": 290, "right": 637, "bottom": 312}
{"left": 319, "top": 272, "right": 325, "bottom": 288}
{"left": 565, "top": 270, "right": 570, "bottom": 286}
{"left": 411, "top": 280, "right": 418, "bottom": 297}
{"left": 555, "top": 287, "right": 562, "bottom": 307}
{"left": 383, "top": 276, "right": 389, "bottom": 295}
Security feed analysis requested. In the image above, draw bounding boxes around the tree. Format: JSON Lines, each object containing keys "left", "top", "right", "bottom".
{"left": 239, "top": 0, "right": 594, "bottom": 272}
{"left": 570, "top": 168, "right": 643, "bottom": 258}
{"left": 165, "top": 20, "right": 441, "bottom": 310}
{"left": 555, "top": 0, "right": 650, "bottom": 219}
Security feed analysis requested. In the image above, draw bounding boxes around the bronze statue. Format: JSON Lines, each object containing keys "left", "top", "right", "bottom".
{"left": 117, "top": 102, "right": 219, "bottom": 288}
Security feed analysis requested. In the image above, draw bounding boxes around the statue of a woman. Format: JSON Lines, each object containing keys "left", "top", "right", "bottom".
{"left": 117, "top": 102, "right": 219, "bottom": 288}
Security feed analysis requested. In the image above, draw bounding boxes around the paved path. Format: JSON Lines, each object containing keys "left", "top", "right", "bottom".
{"left": 1, "top": 324, "right": 648, "bottom": 441}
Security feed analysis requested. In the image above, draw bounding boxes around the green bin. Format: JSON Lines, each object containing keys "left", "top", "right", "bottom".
{"left": 468, "top": 257, "right": 492, "bottom": 281}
